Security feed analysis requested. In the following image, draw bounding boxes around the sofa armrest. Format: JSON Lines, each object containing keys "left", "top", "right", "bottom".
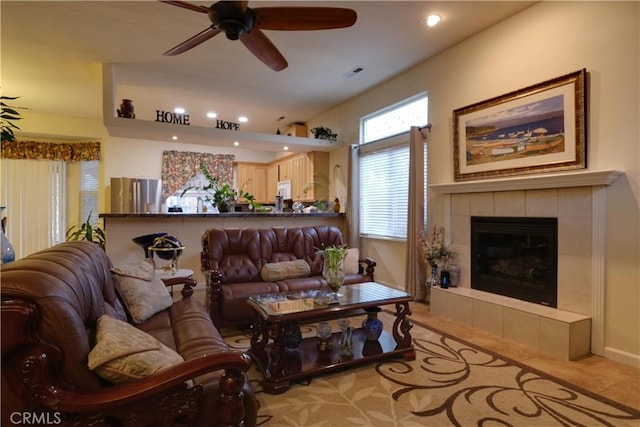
{"left": 205, "top": 269, "right": 224, "bottom": 328}
{"left": 2, "top": 298, "right": 250, "bottom": 427}
{"left": 161, "top": 275, "right": 198, "bottom": 299}
{"left": 359, "top": 257, "right": 377, "bottom": 279}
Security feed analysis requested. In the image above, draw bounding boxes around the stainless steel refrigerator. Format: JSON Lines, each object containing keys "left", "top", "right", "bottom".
{"left": 110, "top": 178, "right": 162, "bottom": 213}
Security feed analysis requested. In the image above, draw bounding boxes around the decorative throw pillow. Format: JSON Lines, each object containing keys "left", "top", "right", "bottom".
{"left": 111, "top": 259, "right": 173, "bottom": 323}
{"left": 344, "top": 248, "right": 360, "bottom": 275}
{"left": 88, "top": 315, "right": 184, "bottom": 384}
{"left": 261, "top": 259, "right": 311, "bottom": 281}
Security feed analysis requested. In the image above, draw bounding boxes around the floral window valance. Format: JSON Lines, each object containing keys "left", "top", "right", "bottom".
{"left": 161, "top": 150, "right": 234, "bottom": 199}
{"left": 1, "top": 140, "right": 102, "bottom": 161}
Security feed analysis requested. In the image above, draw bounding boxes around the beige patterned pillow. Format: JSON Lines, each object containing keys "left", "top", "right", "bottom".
{"left": 261, "top": 259, "right": 311, "bottom": 281}
{"left": 111, "top": 259, "right": 173, "bottom": 323}
{"left": 88, "top": 315, "right": 184, "bottom": 384}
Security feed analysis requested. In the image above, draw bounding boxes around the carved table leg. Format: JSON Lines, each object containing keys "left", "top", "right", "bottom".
{"left": 392, "top": 301, "right": 415, "bottom": 360}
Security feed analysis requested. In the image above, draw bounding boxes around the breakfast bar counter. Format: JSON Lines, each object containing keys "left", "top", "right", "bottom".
{"left": 99, "top": 212, "right": 347, "bottom": 283}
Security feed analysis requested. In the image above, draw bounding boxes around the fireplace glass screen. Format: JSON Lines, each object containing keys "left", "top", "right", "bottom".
{"left": 471, "top": 216, "right": 557, "bottom": 307}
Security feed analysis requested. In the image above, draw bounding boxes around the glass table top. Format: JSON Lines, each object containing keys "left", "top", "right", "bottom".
{"left": 248, "top": 282, "right": 411, "bottom": 317}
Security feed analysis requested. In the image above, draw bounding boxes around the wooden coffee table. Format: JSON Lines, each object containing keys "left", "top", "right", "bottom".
{"left": 247, "top": 282, "right": 415, "bottom": 394}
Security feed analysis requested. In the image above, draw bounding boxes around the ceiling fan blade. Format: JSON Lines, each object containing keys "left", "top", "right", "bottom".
{"left": 253, "top": 7, "right": 357, "bottom": 31}
{"left": 163, "top": 27, "right": 221, "bottom": 56}
{"left": 160, "top": 0, "right": 210, "bottom": 14}
{"left": 240, "top": 29, "right": 288, "bottom": 71}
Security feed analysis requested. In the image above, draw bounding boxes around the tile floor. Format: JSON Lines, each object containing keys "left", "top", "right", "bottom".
{"left": 410, "top": 301, "right": 640, "bottom": 411}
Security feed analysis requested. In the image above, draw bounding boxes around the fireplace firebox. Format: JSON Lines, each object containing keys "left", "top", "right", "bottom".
{"left": 471, "top": 216, "right": 557, "bottom": 307}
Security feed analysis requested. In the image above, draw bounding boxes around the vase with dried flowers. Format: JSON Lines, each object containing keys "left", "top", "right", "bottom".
{"left": 418, "top": 226, "right": 455, "bottom": 289}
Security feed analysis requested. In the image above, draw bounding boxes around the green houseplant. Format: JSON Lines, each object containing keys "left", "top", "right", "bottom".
{"left": 181, "top": 164, "right": 258, "bottom": 213}
{"left": 1, "top": 95, "right": 24, "bottom": 142}
{"left": 66, "top": 212, "right": 106, "bottom": 250}
{"left": 310, "top": 126, "right": 337, "bottom": 142}
{"left": 316, "top": 244, "right": 348, "bottom": 298}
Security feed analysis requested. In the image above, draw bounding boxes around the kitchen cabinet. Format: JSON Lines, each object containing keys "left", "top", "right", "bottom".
{"left": 236, "top": 162, "right": 269, "bottom": 203}
{"left": 237, "top": 151, "right": 330, "bottom": 204}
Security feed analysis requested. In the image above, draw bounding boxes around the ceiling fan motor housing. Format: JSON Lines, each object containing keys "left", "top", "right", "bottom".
{"left": 209, "top": 3, "right": 255, "bottom": 40}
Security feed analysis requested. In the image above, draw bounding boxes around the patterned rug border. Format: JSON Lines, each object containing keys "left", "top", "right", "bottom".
{"left": 388, "top": 309, "right": 640, "bottom": 416}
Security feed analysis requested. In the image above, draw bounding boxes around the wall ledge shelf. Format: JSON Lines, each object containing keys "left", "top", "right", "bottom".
{"left": 429, "top": 169, "right": 623, "bottom": 194}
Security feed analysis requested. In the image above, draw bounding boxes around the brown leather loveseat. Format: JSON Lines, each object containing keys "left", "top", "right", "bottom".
{"left": 201, "top": 226, "right": 376, "bottom": 328}
{"left": 1, "top": 241, "right": 258, "bottom": 427}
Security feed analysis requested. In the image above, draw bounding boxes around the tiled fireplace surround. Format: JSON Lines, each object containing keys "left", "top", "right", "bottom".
{"left": 429, "top": 170, "right": 622, "bottom": 360}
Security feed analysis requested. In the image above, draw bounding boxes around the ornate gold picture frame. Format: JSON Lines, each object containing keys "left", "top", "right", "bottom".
{"left": 453, "top": 69, "right": 586, "bottom": 181}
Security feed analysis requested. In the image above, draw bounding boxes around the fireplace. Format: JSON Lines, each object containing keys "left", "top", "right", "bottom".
{"left": 471, "top": 216, "right": 558, "bottom": 307}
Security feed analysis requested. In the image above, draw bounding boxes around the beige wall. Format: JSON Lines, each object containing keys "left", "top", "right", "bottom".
{"left": 312, "top": 2, "right": 639, "bottom": 366}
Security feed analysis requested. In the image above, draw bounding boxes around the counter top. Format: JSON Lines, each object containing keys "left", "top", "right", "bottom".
{"left": 99, "top": 212, "right": 344, "bottom": 219}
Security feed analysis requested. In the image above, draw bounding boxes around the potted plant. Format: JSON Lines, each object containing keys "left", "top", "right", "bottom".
{"left": 66, "top": 212, "right": 106, "bottom": 250}
{"left": 310, "top": 126, "right": 337, "bottom": 142}
{"left": 316, "top": 244, "right": 348, "bottom": 298}
{"left": 181, "top": 164, "right": 258, "bottom": 213}
{"left": 1, "top": 95, "right": 24, "bottom": 143}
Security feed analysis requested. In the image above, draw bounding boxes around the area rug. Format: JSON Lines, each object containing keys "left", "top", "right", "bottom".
{"left": 223, "top": 312, "right": 640, "bottom": 427}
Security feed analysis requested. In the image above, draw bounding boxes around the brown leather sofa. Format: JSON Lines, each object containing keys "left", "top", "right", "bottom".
{"left": 1, "top": 241, "right": 258, "bottom": 427}
{"left": 201, "top": 226, "right": 376, "bottom": 328}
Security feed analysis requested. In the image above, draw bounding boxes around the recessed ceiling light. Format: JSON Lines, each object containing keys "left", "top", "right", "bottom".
{"left": 174, "top": 107, "right": 186, "bottom": 114}
{"left": 234, "top": 141, "right": 239, "bottom": 146}
{"left": 238, "top": 116, "right": 248, "bottom": 123}
{"left": 172, "top": 136, "right": 178, "bottom": 140}
{"left": 283, "top": 146, "right": 289, "bottom": 151}
{"left": 421, "top": 14, "right": 442, "bottom": 27}
{"left": 206, "top": 112, "right": 217, "bottom": 118}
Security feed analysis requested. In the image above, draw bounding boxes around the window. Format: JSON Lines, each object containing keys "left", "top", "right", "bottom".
{"left": 80, "top": 161, "right": 99, "bottom": 225}
{"left": 358, "top": 94, "right": 428, "bottom": 240}
{"left": 362, "top": 95, "right": 428, "bottom": 144}
{"left": 1, "top": 159, "right": 67, "bottom": 257}
{"left": 360, "top": 144, "right": 410, "bottom": 239}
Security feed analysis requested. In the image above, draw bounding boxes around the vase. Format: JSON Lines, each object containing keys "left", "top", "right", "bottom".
{"left": 323, "top": 256, "right": 346, "bottom": 300}
{"left": 117, "top": 99, "right": 135, "bottom": 119}
{"left": 217, "top": 201, "right": 232, "bottom": 213}
{"left": 1, "top": 208, "right": 16, "bottom": 264}
{"left": 440, "top": 270, "right": 451, "bottom": 288}
{"left": 427, "top": 263, "right": 439, "bottom": 287}
{"left": 362, "top": 307, "right": 383, "bottom": 341}
{"left": 282, "top": 321, "right": 302, "bottom": 352}
{"left": 337, "top": 319, "right": 353, "bottom": 358}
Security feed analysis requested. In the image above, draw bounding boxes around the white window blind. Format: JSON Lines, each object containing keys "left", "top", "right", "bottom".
{"left": 359, "top": 145, "right": 409, "bottom": 239}
{"left": 1, "top": 159, "right": 66, "bottom": 258}
{"left": 80, "top": 161, "right": 99, "bottom": 224}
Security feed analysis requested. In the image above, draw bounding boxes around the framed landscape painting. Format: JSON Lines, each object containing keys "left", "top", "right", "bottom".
{"left": 453, "top": 69, "right": 586, "bottom": 181}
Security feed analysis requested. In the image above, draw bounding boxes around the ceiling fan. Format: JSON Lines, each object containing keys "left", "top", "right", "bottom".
{"left": 161, "top": 1, "right": 358, "bottom": 71}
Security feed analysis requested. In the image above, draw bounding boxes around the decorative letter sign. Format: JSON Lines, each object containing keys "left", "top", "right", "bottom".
{"left": 216, "top": 119, "right": 240, "bottom": 131}
{"left": 155, "top": 110, "right": 191, "bottom": 126}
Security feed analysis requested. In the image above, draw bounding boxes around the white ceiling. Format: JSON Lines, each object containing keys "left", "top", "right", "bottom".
{"left": 1, "top": 1, "right": 536, "bottom": 135}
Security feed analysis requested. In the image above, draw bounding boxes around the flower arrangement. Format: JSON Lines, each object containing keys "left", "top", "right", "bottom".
{"left": 418, "top": 225, "right": 454, "bottom": 270}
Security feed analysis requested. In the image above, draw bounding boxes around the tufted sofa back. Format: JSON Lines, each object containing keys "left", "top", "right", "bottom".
{"left": 1, "top": 241, "right": 128, "bottom": 389}
{"left": 201, "top": 226, "right": 344, "bottom": 283}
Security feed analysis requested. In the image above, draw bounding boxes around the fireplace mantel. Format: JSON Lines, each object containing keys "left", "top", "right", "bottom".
{"left": 429, "top": 169, "right": 623, "bottom": 194}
